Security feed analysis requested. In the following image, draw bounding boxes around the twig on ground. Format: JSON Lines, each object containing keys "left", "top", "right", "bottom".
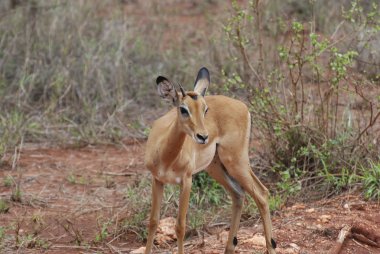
{"left": 329, "top": 224, "right": 351, "bottom": 254}
{"left": 105, "top": 242, "right": 120, "bottom": 254}
{"left": 103, "top": 171, "right": 136, "bottom": 176}
{"left": 75, "top": 207, "right": 104, "bottom": 216}
{"left": 107, "top": 232, "right": 125, "bottom": 245}
{"left": 352, "top": 239, "right": 372, "bottom": 252}
{"left": 50, "top": 244, "right": 105, "bottom": 251}
{"left": 208, "top": 222, "right": 229, "bottom": 228}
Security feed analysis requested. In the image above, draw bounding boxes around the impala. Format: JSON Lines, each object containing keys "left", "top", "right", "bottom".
{"left": 144, "top": 67, "right": 276, "bottom": 254}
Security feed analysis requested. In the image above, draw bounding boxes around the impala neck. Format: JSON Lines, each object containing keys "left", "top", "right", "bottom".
{"left": 161, "top": 115, "right": 187, "bottom": 167}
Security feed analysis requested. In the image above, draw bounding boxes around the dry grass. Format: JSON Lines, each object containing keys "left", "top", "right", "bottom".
{"left": 0, "top": 0, "right": 223, "bottom": 154}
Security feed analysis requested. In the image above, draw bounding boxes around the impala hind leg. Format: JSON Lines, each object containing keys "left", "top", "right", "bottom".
{"left": 207, "top": 154, "right": 245, "bottom": 254}
{"left": 247, "top": 170, "right": 277, "bottom": 253}
{"left": 145, "top": 179, "right": 164, "bottom": 254}
{"left": 218, "top": 148, "right": 276, "bottom": 254}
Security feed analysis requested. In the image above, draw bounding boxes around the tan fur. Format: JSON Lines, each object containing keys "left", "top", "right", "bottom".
{"left": 144, "top": 83, "right": 276, "bottom": 254}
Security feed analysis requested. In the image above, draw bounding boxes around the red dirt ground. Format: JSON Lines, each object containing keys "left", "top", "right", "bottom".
{"left": 0, "top": 142, "right": 379, "bottom": 254}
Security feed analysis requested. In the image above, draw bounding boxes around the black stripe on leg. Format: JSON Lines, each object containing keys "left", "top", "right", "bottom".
{"left": 271, "top": 238, "right": 277, "bottom": 249}
{"left": 233, "top": 236, "right": 238, "bottom": 246}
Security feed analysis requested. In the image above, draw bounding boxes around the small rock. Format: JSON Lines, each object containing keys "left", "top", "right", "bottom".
{"left": 155, "top": 217, "right": 177, "bottom": 245}
{"left": 243, "top": 234, "right": 266, "bottom": 247}
{"left": 289, "top": 242, "right": 300, "bottom": 251}
{"left": 130, "top": 247, "right": 146, "bottom": 254}
{"left": 319, "top": 214, "right": 332, "bottom": 223}
{"left": 157, "top": 217, "right": 176, "bottom": 237}
{"left": 343, "top": 203, "right": 349, "bottom": 209}
{"left": 305, "top": 208, "right": 315, "bottom": 213}
{"left": 280, "top": 247, "right": 299, "bottom": 254}
{"left": 291, "top": 203, "right": 306, "bottom": 210}
{"left": 306, "top": 224, "right": 317, "bottom": 230}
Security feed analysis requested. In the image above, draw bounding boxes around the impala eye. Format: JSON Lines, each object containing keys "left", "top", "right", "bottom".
{"left": 180, "top": 107, "right": 189, "bottom": 117}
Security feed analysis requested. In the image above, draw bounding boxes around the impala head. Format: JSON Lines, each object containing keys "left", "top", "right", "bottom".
{"left": 156, "top": 67, "right": 210, "bottom": 144}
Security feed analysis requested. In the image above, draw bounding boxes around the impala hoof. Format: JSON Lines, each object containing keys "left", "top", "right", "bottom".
{"left": 233, "top": 236, "right": 238, "bottom": 246}
{"left": 271, "top": 238, "right": 277, "bottom": 248}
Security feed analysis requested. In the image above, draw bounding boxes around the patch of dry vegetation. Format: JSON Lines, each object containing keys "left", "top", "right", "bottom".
{"left": 0, "top": 0, "right": 221, "bottom": 154}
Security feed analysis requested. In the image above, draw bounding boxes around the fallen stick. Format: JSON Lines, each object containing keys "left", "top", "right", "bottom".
{"left": 352, "top": 233, "right": 379, "bottom": 247}
{"left": 351, "top": 222, "right": 380, "bottom": 248}
{"left": 329, "top": 225, "right": 351, "bottom": 254}
{"left": 103, "top": 171, "right": 136, "bottom": 176}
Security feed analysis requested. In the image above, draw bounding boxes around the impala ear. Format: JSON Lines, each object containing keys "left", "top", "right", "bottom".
{"left": 156, "top": 76, "right": 179, "bottom": 106}
{"left": 194, "top": 67, "right": 210, "bottom": 97}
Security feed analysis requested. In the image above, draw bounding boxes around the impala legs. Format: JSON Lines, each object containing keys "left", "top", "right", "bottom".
{"left": 145, "top": 176, "right": 193, "bottom": 254}
{"left": 145, "top": 179, "right": 164, "bottom": 254}
{"left": 218, "top": 146, "right": 276, "bottom": 254}
{"left": 207, "top": 154, "right": 245, "bottom": 254}
{"left": 176, "top": 176, "right": 192, "bottom": 254}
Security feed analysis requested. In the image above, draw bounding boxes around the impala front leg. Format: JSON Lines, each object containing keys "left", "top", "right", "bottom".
{"left": 176, "top": 175, "right": 192, "bottom": 254}
{"left": 145, "top": 178, "right": 164, "bottom": 254}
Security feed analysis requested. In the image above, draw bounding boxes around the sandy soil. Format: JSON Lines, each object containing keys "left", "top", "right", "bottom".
{"left": 1, "top": 142, "right": 379, "bottom": 254}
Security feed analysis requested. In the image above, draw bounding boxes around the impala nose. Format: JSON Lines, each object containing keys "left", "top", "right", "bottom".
{"left": 196, "top": 133, "right": 208, "bottom": 144}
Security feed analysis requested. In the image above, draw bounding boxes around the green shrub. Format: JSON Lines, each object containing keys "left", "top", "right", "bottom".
{"left": 0, "top": 199, "right": 10, "bottom": 213}
{"left": 3, "top": 175, "right": 13, "bottom": 188}
{"left": 362, "top": 161, "right": 380, "bottom": 200}
{"left": 221, "top": 0, "right": 380, "bottom": 199}
{"left": 191, "top": 171, "right": 227, "bottom": 207}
